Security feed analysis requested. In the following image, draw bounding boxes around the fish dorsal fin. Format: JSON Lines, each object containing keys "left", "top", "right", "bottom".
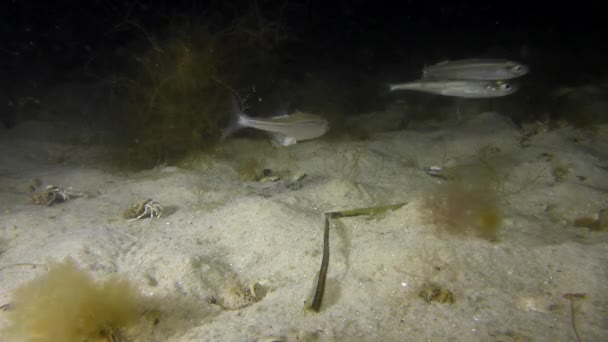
{"left": 423, "top": 60, "right": 450, "bottom": 78}
{"left": 271, "top": 109, "right": 305, "bottom": 120}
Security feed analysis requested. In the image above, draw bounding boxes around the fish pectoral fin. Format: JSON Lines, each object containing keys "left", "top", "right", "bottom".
{"left": 271, "top": 134, "right": 297, "bottom": 147}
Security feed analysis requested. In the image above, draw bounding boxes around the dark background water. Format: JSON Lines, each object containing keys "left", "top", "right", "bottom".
{"left": 1, "top": 0, "right": 606, "bottom": 132}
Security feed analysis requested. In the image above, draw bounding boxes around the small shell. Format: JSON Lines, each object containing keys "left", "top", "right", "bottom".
{"left": 258, "top": 176, "right": 281, "bottom": 183}
{"left": 216, "top": 280, "right": 268, "bottom": 310}
{"left": 424, "top": 165, "right": 444, "bottom": 177}
{"left": 258, "top": 336, "right": 284, "bottom": 342}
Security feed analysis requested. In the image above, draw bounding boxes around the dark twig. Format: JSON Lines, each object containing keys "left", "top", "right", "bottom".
{"left": 563, "top": 293, "right": 586, "bottom": 342}
{"left": 308, "top": 203, "right": 406, "bottom": 312}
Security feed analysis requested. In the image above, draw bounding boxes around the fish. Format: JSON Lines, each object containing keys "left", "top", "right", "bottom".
{"left": 388, "top": 79, "right": 518, "bottom": 98}
{"left": 422, "top": 59, "right": 529, "bottom": 80}
{"left": 221, "top": 98, "right": 329, "bottom": 146}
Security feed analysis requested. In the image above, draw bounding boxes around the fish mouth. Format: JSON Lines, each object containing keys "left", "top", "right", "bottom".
{"left": 510, "top": 64, "right": 530, "bottom": 76}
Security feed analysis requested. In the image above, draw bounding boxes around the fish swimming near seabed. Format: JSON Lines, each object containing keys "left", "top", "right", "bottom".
{"left": 389, "top": 79, "right": 518, "bottom": 98}
{"left": 423, "top": 59, "right": 529, "bottom": 80}
{"left": 221, "top": 97, "right": 329, "bottom": 146}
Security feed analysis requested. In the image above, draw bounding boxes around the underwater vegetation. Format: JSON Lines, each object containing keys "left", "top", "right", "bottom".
{"left": 574, "top": 209, "right": 608, "bottom": 231}
{"left": 111, "top": 29, "right": 231, "bottom": 170}
{"left": 105, "top": 8, "right": 288, "bottom": 169}
{"left": 1, "top": 259, "right": 144, "bottom": 342}
{"left": 550, "top": 85, "right": 608, "bottom": 130}
{"left": 420, "top": 144, "right": 506, "bottom": 242}
{"left": 550, "top": 161, "right": 570, "bottom": 183}
{"left": 422, "top": 180, "right": 503, "bottom": 241}
{"left": 237, "top": 158, "right": 267, "bottom": 182}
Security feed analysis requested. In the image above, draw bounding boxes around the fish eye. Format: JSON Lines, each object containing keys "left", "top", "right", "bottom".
{"left": 501, "top": 83, "right": 512, "bottom": 91}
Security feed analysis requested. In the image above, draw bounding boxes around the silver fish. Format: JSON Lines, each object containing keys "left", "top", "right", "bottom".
{"left": 423, "top": 59, "right": 529, "bottom": 80}
{"left": 389, "top": 79, "right": 518, "bottom": 98}
{"left": 221, "top": 100, "right": 329, "bottom": 146}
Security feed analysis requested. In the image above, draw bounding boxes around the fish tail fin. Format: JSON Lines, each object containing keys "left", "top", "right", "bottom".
{"left": 421, "top": 63, "right": 429, "bottom": 79}
{"left": 219, "top": 117, "right": 242, "bottom": 142}
{"left": 220, "top": 96, "right": 248, "bottom": 142}
{"left": 378, "top": 84, "right": 396, "bottom": 99}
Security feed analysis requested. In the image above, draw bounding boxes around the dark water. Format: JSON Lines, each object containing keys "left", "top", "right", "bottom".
{"left": 1, "top": 1, "right": 605, "bottom": 145}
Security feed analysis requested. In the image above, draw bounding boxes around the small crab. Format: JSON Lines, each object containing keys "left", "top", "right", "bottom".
{"left": 124, "top": 199, "right": 163, "bottom": 221}
{"left": 28, "top": 179, "right": 87, "bottom": 206}
{"left": 30, "top": 185, "right": 73, "bottom": 206}
{"left": 418, "top": 283, "right": 455, "bottom": 304}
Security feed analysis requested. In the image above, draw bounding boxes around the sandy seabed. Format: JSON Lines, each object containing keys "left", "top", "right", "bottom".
{"left": 1, "top": 111, "right": 607, "bottom": 341}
